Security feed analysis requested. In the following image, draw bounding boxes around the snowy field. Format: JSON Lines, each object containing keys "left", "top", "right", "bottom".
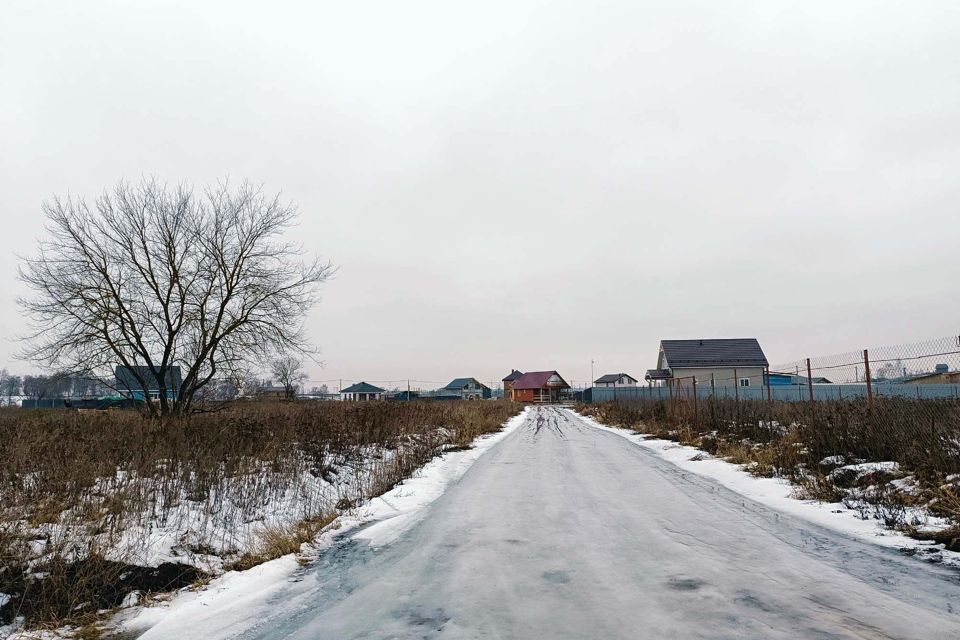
{"left": 0, "top": 404, "right": 524, "bottom": 638}
{"left": 111, "top": 409, "right": 529, "bottom": 640}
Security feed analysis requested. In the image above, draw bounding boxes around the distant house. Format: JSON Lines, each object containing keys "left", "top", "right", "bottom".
{"left": 257, "top": 385, "right": 288, "bottom": 399}
{"left": 645, "top": 339, "right": 769, "bottom": 389}
{"left": 511, "top": 371, "right": 570, "bottom": 403}
{"left": 340, "top": 382, "right": 385, "bottom": 401}
{"left": 115, "top": 365, "right": 182, "bottom": 401}
{"left": 502, "top": 370, "right": 524, "bottom": 399}
{"left": 902, "top": 364, "right": 960, "bottom": 385}
{"left": 443, "top": 377, "right": 491, "bottom": 400}
{"left": 594, "top": 373, "right": 638, "bottom": 388}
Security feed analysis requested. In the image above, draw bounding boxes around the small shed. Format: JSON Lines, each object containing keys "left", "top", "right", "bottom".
{"left": 511, "top": 371, "right": 570, "bottom": 403}
{"left": 340, "top": 382, "right": 385, "bottom": 402}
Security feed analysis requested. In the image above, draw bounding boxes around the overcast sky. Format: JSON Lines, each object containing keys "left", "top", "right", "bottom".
{"left": 2, "top": 1, "right": 959, "bottom": 390}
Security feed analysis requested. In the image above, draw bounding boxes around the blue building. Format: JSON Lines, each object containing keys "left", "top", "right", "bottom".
{"left": 765, "top": 371, "right": 832, "bottom": 386}
{"left": 115, "top": 365, "right": 182, "bottom": 401}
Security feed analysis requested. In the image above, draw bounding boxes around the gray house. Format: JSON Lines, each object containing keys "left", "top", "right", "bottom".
{"left": 594, "top": 373, "right": 638, "bottom": 388}
{"left": 645, "top": 339, "right": 768, "bottom": 389}
{"left": 443, "top": 377, "right": 492, "bottom": 400}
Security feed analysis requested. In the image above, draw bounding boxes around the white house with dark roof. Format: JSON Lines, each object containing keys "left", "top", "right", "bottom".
{"left": 340, "top": 381, "right": 385, "bottom": 401}
{"left": 594, "top": 373, "right": 638, "bottom": 388}
{"left": 645, "top": 338, "right": 769, "bottom": 389}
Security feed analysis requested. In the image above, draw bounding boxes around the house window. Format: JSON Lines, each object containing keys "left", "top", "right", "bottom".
{"left": 739, "top": 378, "right": 750, "bottom": 387}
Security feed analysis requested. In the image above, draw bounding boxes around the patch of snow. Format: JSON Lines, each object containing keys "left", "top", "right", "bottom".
{"left": 118, "top": 408, "right": 529, "bottom": 640}
{"left": 828, "top": 461, "right": 900, "bottom": 481}
{"left": 118, "top": 555, "right": 301, "bottom": 640}
{"left": 571, "top": 410, "right": 959, "bottom": 567}
{"left": 891, "top": 475, "right": 920, "bottom": 495}
{"left": 120, "top": 590, "right": 141, "bottom": 609}
{"left": 819, "top": 455, "right": 845, "bottom": 467}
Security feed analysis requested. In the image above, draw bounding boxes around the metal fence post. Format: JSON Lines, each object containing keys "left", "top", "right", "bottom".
{"left": 692, "top": 377, "right": 699, "bottom": 427}
{"left": 806, "top": 358, "right": 814, "bottom": 402}
{"left": 667, "top": 378, "right": 673, "bottom": 419}
{"left": 863, "top": 349, "right": 873, "bottom": 407}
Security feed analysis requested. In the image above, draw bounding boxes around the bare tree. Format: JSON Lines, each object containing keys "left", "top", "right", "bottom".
{"left": 242, "top": 371, "right": 266, "bottom": 397}
{"left": 18, "top": 178, "right": 335, "bottom": 417}
{"left": 0, "top": 372, "right": 22, "bottom": 403}
{"left": 270, "top": 354, "right": 308, "bottom": 399}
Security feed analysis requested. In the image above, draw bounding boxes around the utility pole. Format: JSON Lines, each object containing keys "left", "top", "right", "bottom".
{"left": 590, "top": 359, "right": 595, "bottom": 387}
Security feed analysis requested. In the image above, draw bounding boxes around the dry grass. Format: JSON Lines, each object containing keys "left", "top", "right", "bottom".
{"left": 579, "top": 396, "right": 960, "bottom": 548}
{"left": 579, "top": 397, "right": 960, "bottom": 480}
{"left": 228, "top": 512, "right": 339, "bottom": 572}
{"left": 0, "top": 399, "right": 522, "bottom": 630}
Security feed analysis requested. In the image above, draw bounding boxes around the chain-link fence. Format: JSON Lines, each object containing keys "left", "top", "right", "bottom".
{"left": 774, "top": 334, "right": 960, "bottom": 401}
{"left": 588, "top": 334, "right": 960, "bottom": 405}
{"left": 586, "top": 335, "right": 960, "bottom": 475}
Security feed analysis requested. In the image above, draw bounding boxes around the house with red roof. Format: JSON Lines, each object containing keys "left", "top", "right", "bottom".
{"left": 510, "top": 370, "right": 570, "bottom": 403}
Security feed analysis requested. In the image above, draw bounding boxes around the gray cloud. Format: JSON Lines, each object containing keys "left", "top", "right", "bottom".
{"left": 2, "top": 1, "right": 959, "bottom": 388}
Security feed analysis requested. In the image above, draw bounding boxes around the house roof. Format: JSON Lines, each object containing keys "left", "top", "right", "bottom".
{"left": 444, "top": 377, "right": 488, "bottom": 390}
{"left": 340, "top": 381, "right": 385, "bottom": 394}
{"left": 660, "top": 338, "right": 768, "bottom": 368}
{"left": 645, "top": 369, "right": 672, "bottom": 380}
{"left": 115, "top": 365, "right": 182, "bottom": 391}
{"left": 512, "top": 371, "right": 570, "bottom": 390}
{"left": 595, "top": 373, "right": 637, "bottom": 384}
{"left": 502, "top": 369, "right": 524, "bottom": 382}
{"left": 903, "top": 370, "right": 959, "bottom": 382}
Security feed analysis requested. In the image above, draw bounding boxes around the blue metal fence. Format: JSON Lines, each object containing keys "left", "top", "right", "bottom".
{"left": 588, "top": 383, "right": 960, "bottom": 403}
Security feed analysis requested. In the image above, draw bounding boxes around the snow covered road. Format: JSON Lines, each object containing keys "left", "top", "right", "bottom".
{"left": 188, "top": 407, "right": 960, "bottom": 639}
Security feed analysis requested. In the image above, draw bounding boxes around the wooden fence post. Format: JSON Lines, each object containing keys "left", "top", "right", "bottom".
{"left": 733, "top": 368, "right": 739, "bottom": 403}
{"left": 806, "top": 358, "right": 814, "bottom": 402}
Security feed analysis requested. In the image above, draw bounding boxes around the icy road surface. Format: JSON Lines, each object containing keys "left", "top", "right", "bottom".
{"left": 243, "top": 407, "right": 960, "bottom": 640}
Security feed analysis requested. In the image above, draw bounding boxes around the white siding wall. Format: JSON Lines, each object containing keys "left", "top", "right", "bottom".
{"left": 670, "top": 367, "right": 766, "bottom": 388}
